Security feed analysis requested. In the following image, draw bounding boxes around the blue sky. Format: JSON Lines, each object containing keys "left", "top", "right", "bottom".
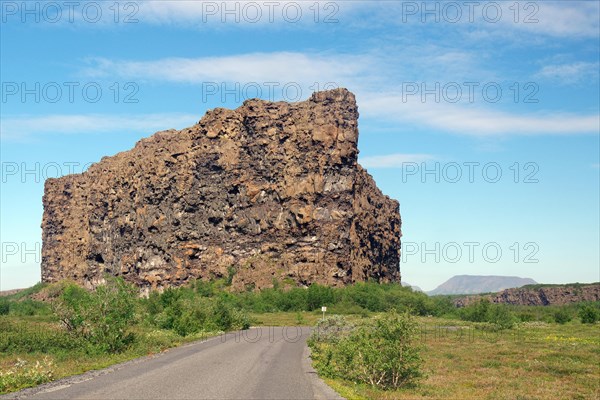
{"left": 1, "top": 1, "right": 599, "bottom": 291}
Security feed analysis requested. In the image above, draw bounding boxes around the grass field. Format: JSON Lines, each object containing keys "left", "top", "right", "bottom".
{"left": 315, "top": 316, "right": 600, "bottom": 400}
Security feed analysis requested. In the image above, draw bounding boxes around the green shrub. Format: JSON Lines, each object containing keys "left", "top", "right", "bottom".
{"left": 53, "top": 277, "right": 137, "bottom": 353}
{"left": 182, "top": 281, "right": 437, "bottom": 316}
{"left": 173, "top": 308, "right": 203, "bottom": 336}
{"left": 487, "top": 305, "right": 516, "bottom": 329}
{"left": 195, "top": 280, "right": 216, "bottom": 297}
{"left": 342, "top": 283, "right": 384, "bottom": 311}
{"left": 328, "top": 301, "right": 368, "bottom": 316}
{"left": 579, "top": 305, "right": 599, "bottom": 324}
{"left": 226, "top": 266, "right": 237, "bottom": 286}
{"left": 460, "top": 299, "right": 490, "bottom": 322}
{"left": 149, "top": 293, "right": 250, "bottom": 335}
{"left": 517, "top": 311, "right": 535, "bottom": 322}
{"left": 459, "top": 300, "right": 516, "bottom": 329}
{"left": 553, "top": 309, "right": 572, "bottom": 324}
{"left": 428, "top": 296, "right": 456, "bottom": 317}
{"left": 310, "top": 311, "right": 422, "bottom": 390}
{"left": 307, "top": 284, "right": 335, "bottom": 311}
{"left": 295, "top": 312, "right": 306, "bottom": 325}
{"left": 0, "top": 299, "right": 9, "bottom": 315}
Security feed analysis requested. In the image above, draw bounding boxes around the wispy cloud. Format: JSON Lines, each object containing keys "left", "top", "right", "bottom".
{"left": 536, "top": 62, "right": 600, "bottom": 84}
{"left": 361, "top": 94, "right": 599, "bottom": 136}
{"left": 134, "top": 1, "right": 599, "bottom": 39}
{"left": 80, "top": 53, "right": 599, "bottom": 137}
{"left": 136, "top": 0, "right": 366, "bottom": 27}
{"left": 0, "top": 113, "right": 198, "bottom": 142}
{"left": 525, "top": 2, "right": 600, "bottom": 38}
{"left": 359, "top": 153, "right": 436, "bottom": 168}
{"left": 83, "top": 53, "right": 371, "bottom": 87}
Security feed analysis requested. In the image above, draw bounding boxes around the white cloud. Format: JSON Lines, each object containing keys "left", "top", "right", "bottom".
{"left": 359, "top": 153, "right": 436, "bottom": 168}
{"left": 536, "top": 62, "right": 600, "bottom": 84}
{"left": 80, "top": 53, "right": 599, "bottom": 137}
{"left": 525, "top": 2, "right": 600, "bottom": 38}
{"left": 83, "top": 53, "right": 371, "bottom": 87}
{"left": 0, "top": 113, "right": 198, "bottom": 142}
{"left": 360, "top": 94, "right": 599, "bottom": 137}
{"left": 133, "top": 1, "right": 599, "bottom": 39}
{"left": 136, "top": 0, "right": 365, "bottom": 27}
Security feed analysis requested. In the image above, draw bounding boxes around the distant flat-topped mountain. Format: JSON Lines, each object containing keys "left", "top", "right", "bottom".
{"left": 428, "top": 275, "right": 536, "bottom": 295}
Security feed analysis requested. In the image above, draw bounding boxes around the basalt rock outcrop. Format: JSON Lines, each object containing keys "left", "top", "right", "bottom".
{"left": 41, "top": 89, "right": 401, "bottom": 292}
{"left": 453, "top": 283, "right": 600, "bottom": 307}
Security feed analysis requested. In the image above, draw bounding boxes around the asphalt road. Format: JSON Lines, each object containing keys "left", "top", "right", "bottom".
{"left": 4, "top": 327, "right": 343, "bottom": 400}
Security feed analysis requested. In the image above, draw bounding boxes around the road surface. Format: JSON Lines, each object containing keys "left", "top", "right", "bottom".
{"left": 4, "top": 327, "right": 343, "bottom": 400}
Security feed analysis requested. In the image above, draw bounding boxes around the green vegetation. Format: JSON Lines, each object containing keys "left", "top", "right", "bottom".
{"left": 309, "top": 312, "right": 423, "bottom": 389}
{"left": 553, "top": 309, "right": 572, "bottom": 324}
{"left": 578, "top": 304, "right": 600, "bottom": 324}
{"left": 1, "top": 278, "right": 599, "bottom": 397}
{"left": 53, "top": 278, "right": 137, "bottom": 353}
{"left": 453, "top": 298, "right": 600, "bottom": 328}
{"left": 0, "top": 278, "right": 249, "bottom": 394}
{"left": 520, "top": 281, "right": 599, "bottom": 290}
{"left": 209, "top": 280, "right": 447, "bottom": 315}
{"left": 312, "top": 316, "right": 600, "bottom": 399}
{"left": 458, "top": 299, "right": 517, "bottom": 329}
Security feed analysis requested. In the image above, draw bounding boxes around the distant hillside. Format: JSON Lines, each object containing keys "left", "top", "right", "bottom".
{"left": 454, "top": 282, "right": 600, "bottom": 306}
{"left": 0, "top": 288, "right": 25, "bottom": 297}
{"left": 401, "top": 281, "right": 422, "bottom": 292}
{"left": 428, "top": 275, "right": 536, "bottom": 295}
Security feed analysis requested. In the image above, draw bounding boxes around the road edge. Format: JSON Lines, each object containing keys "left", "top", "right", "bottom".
{"left": 302, "top": 341, "right": 345, "bottom": 400}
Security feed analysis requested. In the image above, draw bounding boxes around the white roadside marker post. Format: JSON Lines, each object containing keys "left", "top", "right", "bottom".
{"left": 321, "top": 306, "right": 327, "bottom": 321}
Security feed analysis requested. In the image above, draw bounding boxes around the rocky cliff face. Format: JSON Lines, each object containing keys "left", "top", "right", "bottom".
{"left": 454, "top": 284, "right": 600, "bottom": 307}
{"left": 41, "top": 89, "right": 401, "bottom": 292}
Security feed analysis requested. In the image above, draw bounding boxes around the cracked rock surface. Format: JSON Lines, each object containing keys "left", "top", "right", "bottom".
{"left": 42, "top": 88, "right": 401, "bottom": 292}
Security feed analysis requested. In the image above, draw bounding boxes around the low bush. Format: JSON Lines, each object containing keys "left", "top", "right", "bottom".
{"left": 144, "top": 288, "right": 250, "bottom": 336}
{"left": 578, "top": 305, "right": 599, "bottom": 324}
{"left": 553, "top": 309, "right": 572, "bottom": 324}
{"left": 52, "top": 276, "right": 137, "bottom": 353}
{"left": 309, "top": 311, "right": 423, "bottom": 390}
{"left": 459, "top": 300, "right": 516, "bottom": 329}
{"left": 0, "top": 299, "right": 9, "bottom": 315}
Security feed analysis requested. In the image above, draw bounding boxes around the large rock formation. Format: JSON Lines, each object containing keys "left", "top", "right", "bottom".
{"left": 41, "top": 89, "right": 401, "bottom": 292}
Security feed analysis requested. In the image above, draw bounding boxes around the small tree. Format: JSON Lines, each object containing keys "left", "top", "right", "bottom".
{"left": 53, "top": 277, "right": 137, "bottom": 353}
{"left": 310, "top": 311, "right": 423, "bottom": 389}
{"left": 579, "top": 305, "right": 599, "bottom": 324}
{"left": 553, "top": 309, "right": 572, "bottom": 324}
{"left": 487, "top": 305, "right": 516, "bottom": 329}
{"left": 460, "top": 299, "right": 490, "bottom": 322}
{"left": 306, "top": 284, "right": 335, "bottom": 311}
